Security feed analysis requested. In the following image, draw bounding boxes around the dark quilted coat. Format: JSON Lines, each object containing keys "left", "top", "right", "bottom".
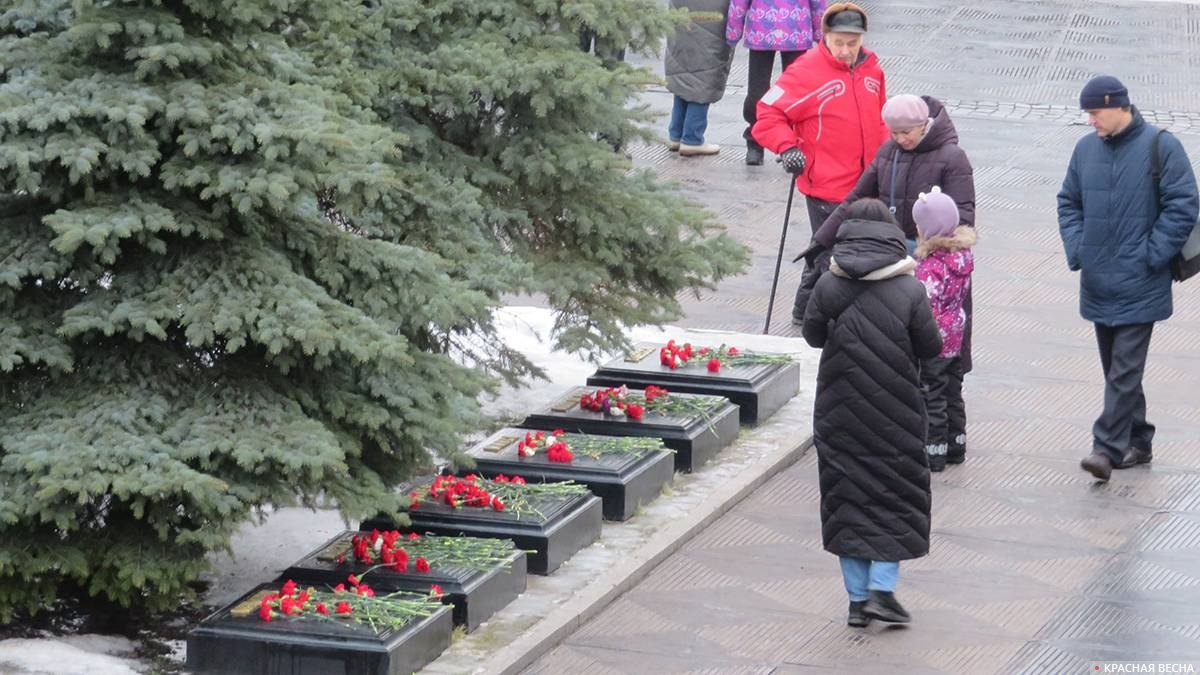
{"left": 802, "top": 219, "right": 942, "bottom": 561}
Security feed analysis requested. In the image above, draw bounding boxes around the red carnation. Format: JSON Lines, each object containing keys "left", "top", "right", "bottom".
{"left": 707, "top": 358, "right": 721, "bottom": 373}
{"left": 415, "top": 557, "right": 430, "bottom": 573}
{"left": 316, "top": 602, "right": 329, "bottom": 615}
{"left": 408, "top": 533, "right": 420, "bottom": 540}
{"left": 281, "top": 579, "right": 297, "bottom": 597}
{"left": 335, "top": 601, "right": 352, "bottom": 615}
{"left": 491, "top": 497, "right": 505, "bottom": 511}
{"left": 728, "top": 347, "right": 739, "bottom": 355}
{"left": 259, "top": 604, "right": 272, "bottom": 622}
{"left": 512, "top": 476, "right": 526, "bottom": 485}
{"left": 430, "top": 584, "right": 444, "bottom": 598}
{"left": 626, "top": 403, "right": 644, "bottom": 421}
{"left": 334, "top": 583, "right": 346, "bottom": 593}
{"left": 348, "top": 574, "right": 359, "bottom": 586}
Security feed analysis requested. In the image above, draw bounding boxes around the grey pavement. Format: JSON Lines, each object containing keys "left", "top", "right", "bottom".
{"left": 525, "top": 0, "right": 1200, "bottom": 672}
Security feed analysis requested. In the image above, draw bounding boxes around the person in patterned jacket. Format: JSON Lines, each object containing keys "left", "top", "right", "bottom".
{"left": 912, "top": 186, "right": 976, "bottom": 471}
{"left": 725, "top": 0, "right": 828, "bottom": 165}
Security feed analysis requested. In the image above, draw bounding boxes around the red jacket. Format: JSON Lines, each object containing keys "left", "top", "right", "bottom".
{"left": 751, "top": 43, "right": 889, "bottom": 203}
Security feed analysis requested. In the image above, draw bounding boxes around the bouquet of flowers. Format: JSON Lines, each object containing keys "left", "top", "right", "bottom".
{"left": 659, "top": 339, "right": 791, "bottom": 373}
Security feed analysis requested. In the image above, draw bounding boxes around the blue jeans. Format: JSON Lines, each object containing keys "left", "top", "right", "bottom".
{"left": 668, "top": 96, "right": 711, "bottom": 146}
{"left": 839, "top": 557, "right": 900, "bottom": 602}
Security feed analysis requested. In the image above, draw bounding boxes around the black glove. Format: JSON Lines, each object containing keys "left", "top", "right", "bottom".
{"left": 778, "top": 147, "right": 806, "bottom": 175}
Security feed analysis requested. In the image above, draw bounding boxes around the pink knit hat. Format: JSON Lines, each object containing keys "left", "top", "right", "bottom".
{"left": 912, "top": 186, "right": 959, "bottom": 239}
{"left": 882, "top": 95, "right": 930, "bottom": 130}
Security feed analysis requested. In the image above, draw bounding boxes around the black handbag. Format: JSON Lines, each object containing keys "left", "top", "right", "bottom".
{"left": 1149, "top": 129, "right": 1200, "bottom": 282}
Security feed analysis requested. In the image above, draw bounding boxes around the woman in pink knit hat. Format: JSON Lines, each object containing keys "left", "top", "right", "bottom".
{"left": 794, "top": 92, "right": 978, "bottom": 465}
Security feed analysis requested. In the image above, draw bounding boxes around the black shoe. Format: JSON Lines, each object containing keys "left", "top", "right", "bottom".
{"left": 745, "top": 143, "right": 764, "bottom": 166}
{"left": 847, "top": 600, "right": 870, "bottom": 627}
{"left": 863, "top": 591, "right": 911, "bottom": 624}
{"left": 1080, "top": 452, "right": 1113, "bottom": 481}
{"left": 1116, "top": 446, "right": 1152, "bottom": 469}
{"left": 947, "top": 436, "right": 966, "bottom": 464}
{"left": 926, "top": 444, "right": 947, "bottom": 472}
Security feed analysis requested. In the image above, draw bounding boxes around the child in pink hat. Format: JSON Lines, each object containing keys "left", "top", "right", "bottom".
{"left": 913, "top": 186, "right": 977, "bottom": 471}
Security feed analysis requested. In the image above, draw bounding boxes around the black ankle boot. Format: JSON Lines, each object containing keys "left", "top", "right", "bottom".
{"left": 863, "top": 590, "right": 911, "bottom": 623}
{"left": 847, "top": 600, "right": 870, "bottom": 627}
{"left": 745, "top": 142, "right": 764, "bottom": 166}
{"left": 947, "top": 434, "right": 966, "bottom": 464}
{"left": 926, "top": 443, "right": 947, "bottom": 472}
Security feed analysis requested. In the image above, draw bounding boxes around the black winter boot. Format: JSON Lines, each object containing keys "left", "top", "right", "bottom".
{"left": 863, "top": 591, "right": 911, "bottom": 624}
{"left": 745, "top": 141, "right": 764, "bottom": 166}
{"left": 926, "top": 443, "right": 947, "bottom": 472}
{"left": 847, "top": 601, "right": 870, "bottom": 627}
{"left": 947, "top": 433, "right": 966, "bottom": 464}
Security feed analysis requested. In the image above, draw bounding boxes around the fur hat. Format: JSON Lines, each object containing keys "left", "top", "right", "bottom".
{"left": 822, "top": 3, "right": 868, "bottom": 34}
{"left": 912, "top": 186, "right": 959, "bottom": 240}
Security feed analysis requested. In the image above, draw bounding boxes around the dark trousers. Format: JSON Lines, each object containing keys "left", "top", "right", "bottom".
{"left": 745, "top": 49, "right": 804, "bottom": 145}
{"left": 921, "top": 357, "right": 966, "bottom": 448}
{"left": 792, "top": 196, "right": 840, "bottom": 320}
{"left": 1093, "top": 322, "right": 1155, "bottom": 462}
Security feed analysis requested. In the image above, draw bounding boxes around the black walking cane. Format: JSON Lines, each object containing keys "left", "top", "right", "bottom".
{"left": 763, "top": 178, "right": 797, "bottom": 334}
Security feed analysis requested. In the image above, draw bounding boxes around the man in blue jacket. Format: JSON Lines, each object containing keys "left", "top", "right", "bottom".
{"left": 1058, "top": 75, "right": 1199, "bottom": 482}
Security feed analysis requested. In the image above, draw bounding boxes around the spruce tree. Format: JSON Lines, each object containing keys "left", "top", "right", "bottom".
{"left": 0, "top": 0, "right": 746, "bottom": 619}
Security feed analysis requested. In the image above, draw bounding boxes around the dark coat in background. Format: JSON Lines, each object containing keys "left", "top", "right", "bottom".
{"left": 802, "top": 219, "right": 942, "bottom": 562}
{"left": 1057, "top": 107, "right": 1199, "bottom": 326}
{"left": 665, "top": 1, "right": 736, "bottom": 104}
{"left": 798, "top": 96, "right": 977, "bottom": 370}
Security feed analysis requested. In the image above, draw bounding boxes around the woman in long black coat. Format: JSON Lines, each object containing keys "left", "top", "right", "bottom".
{"left": 801, "top": 198, "right": 942, "bottom": 628}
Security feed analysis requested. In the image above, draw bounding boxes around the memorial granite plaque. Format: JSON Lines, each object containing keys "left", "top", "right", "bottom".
{"left": 520, "top": 385, "right": 739, "bottom": 472}
{"left": 361, "top": 475, "right": 602, "bottom": 575}
{"left": 461, "top": 427, "right": 674, "bottom": 521}
{"left": 186, "top": 580, "right": 453, "bottom": 675}
{"left": 587, "top": 341, "right": 799, "bottom": 424}
{"left": 282, "top": 530, "right": 527, "bottom": 632}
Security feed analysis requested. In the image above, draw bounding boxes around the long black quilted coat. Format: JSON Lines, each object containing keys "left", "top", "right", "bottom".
{"left": 801, "top": 219, "right": 942, "bottom": 561}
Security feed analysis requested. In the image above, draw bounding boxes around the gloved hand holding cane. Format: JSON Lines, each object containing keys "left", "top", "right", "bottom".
{"left": 777, "top": 147, "right": 807, "bottom": 175}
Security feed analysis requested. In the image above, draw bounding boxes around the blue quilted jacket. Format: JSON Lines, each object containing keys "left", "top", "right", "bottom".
{"left": 1057, "top": 109, "right": 1199, "bottom": 326}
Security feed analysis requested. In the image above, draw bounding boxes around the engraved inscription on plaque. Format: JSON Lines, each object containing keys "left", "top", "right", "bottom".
{"left": 315, "top": 534, "right": 354, "bottom": 562}
{"left": 549, "top": 388, "right": 586, "bottom": 412}
{"left": 230, "top": 590, "right": 273, "bottom": 618}
{"left": 623, "top": 346, "right": 656, "bottom": 363}
{"left": 482, "top": 435, "right": 519, "bottom": 453}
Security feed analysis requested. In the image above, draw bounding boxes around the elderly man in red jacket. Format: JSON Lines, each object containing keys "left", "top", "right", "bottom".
{"left": 751, "top": 2, "right": 889, "bottom": 325}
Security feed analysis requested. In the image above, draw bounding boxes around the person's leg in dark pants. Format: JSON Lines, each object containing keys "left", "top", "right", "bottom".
{"left": 1091, "top": 322, "right": 1155, "bottom": 467}
{"left": 945, "top": 357, "right": 967, "bottom": 464}
{"left": 921, "top": 358, "right": 950, "bottom": 471}
{"left": 791, "top": 197, "right": 840, "bottom": 324}
{"left": 743, "top": 50, "right": 804, "bottom": 165}
{"left": 743, "top": 50, "right": 776, "bottom": 165}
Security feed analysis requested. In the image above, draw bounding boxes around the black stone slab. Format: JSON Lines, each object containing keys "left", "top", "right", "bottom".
{"left": 362, "top": 483, "right": 603, "bottom": 575}
{"left": 461, "top": 428, "right": 675, "bottom": 521}
{"left": 519, "top": 386, "right": 740, "bottom": 472}
{"left": 587, "top": 342, "right": 800, "bottom": 425}
{"left": 281, "top": 531, "right": 527, "bottom": 632}
{"left": 186, "top": 582, "right": 452, "bottom": 675}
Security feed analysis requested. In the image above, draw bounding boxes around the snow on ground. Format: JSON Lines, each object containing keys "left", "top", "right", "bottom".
{"left": 0, "top": 634, "right": 143, "bottom": 675}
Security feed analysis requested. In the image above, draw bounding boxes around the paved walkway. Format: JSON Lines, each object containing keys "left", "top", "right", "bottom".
{"left": 526, "top": 0, "right": 1200, "bottom": 672}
